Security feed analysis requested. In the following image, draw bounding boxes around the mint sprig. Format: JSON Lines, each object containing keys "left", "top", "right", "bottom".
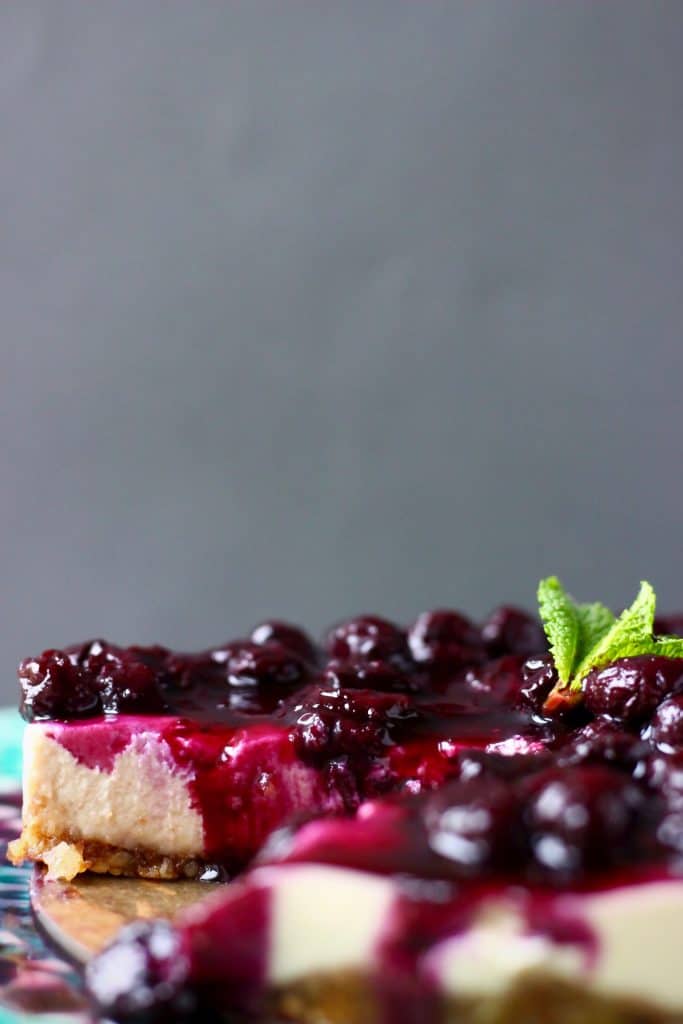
{"left": 537, "top": 576, "right": 580, "bottom": 685}
{"left": 537, "top": 577, "right": 615, "bottom": 687}
{"left": 538, "top": 576, "right": 683, "bottom": 708}
{"left": 574, "top": 601, "right": 616, "bottom": 667}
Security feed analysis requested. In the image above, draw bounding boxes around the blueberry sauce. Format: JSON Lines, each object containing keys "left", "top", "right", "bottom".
{"left": 18, "top": 610, "right": 683, "bottom": 1021}
{"left": 87, "top": 781, "right": 681, "bottom": 1024}
{"left": 20, "top": 614, "right": 683, "bottom": 878}
{"left": 21, "top": 613, "right": 555, "bottom": 866}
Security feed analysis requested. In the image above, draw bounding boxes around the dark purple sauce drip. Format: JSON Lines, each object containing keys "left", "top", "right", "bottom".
{"left": 372, "top": 884, "right": 596, "bottom": 1024}
{"left": 24, "top": 612, "right": 557, "bottom": 866}
{"left": 20, "top": 613, "right": 683, "bottom": 879}
{"left": 20, "top": 609, "right": 683, "bottom": 1023}
{"left": 181, "top": 880, "right": 270, "bottom": 1014}
{"left": 17, "top": 610, "right": 545, "bottom": 727}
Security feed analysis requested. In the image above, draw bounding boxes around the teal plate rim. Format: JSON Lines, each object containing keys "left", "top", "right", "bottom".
{"left": 0, "top": 711, "right": 83, "bottom": 1023}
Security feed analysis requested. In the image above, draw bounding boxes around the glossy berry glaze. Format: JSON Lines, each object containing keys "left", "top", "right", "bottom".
{"left": 87, "top": 746, "right": 683, "bottom": 1023}
{"left": 20, "top": 610, "right": 554, "bottom": 866}
{"left": 20, "top": 611, "right": 683, "bottom": 874}
{"left": 19, "top": 609, "right": 683, "bottom": 873}
{"left": 71, "top": 610, "right": 683, "bottom": 1023}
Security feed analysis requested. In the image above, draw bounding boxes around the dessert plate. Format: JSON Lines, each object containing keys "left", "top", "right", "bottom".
{"left": 31, "top": 871, "right": 214, "bottom": 964}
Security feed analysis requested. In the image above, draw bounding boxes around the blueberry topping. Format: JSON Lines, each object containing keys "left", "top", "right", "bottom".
{"left": 425, "top": 776, "right": 523, "bottom": 874}
{"left": 649, "top": 694, "right": 683, "bottom": 753}
{"left": 16, "top": 604, "right": 683, "bottom": 890}
{"left": 583, "top": 655, "right": 683, "bottom": 725}
{"left": 85, "top": 921, "right": 195, "bottom": 1023}
{"left": 326, "top": 615, "right": 408, "bottom": 663}
{"left": 525, "top": 766, "right": 646, "bottom": 879}
{"left": 291, "top": 686, "right": 416, "bottom": 759}
{"left": 519, "top": 655, "right": 558, "bottom": 712}
{"left": 250, "top": 620, "right": 318, "bottom": 664}
{"left": 19, "top": 650, "right": 100, "bottom": 721}
{"left": 323, "top": 658, "right": 413, "bottom": 693}
{"left": 556, "top": 720, "right": 647, "bottom": 771}
{"left": 225, "top": 641, "right": 309, "bottom": 689}
{"left": 408, "top": 610, "right": 484, "bottom": 668}
{"left": 481, "top": 606, "right": 547, "bottom": 658}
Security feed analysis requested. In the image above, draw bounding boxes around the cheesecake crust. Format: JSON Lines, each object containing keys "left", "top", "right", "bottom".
{"left": 270, "top": 972, "right": 683, "bottom": 1024}
{"left": 8, "top": 824, "right": 208, "bottom": 881}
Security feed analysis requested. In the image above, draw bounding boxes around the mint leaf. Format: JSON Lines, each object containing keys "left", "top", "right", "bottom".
{"left": 570, "top": 581, "right": 656, "bottom": 690}
{"left": 575, "top": 602, "right": 615, "bottom": 665}
{"left": 653, "top": 636, "right": 683, "bottom": 659}
{"left": 537, "top": 577, "right": 579, "bottom": 685}
{"left": 541, "top": 577, "right": 683, "bottom": 711}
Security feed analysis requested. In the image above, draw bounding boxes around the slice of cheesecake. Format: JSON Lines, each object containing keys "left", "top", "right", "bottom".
{"left": 86, "top": 778, "right": 683, "bottom": 1023}
{"left": 12, "top": 581, "right": 683, "bottom": 1022}
{"left": 9, "top": 609, "right": 550, "bottom": 879}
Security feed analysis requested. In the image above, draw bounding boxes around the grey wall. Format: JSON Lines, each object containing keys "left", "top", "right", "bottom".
{"left": 1, "top": 2, "right": 683, "bottom": 701}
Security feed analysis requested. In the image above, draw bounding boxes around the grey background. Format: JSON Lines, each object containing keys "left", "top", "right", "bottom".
{"left": 1, "top": 2, "right": 682, "bottom": 702}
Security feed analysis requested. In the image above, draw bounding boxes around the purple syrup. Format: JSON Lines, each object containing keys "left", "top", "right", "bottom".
{"left": 27, "top": 615, "right": 554, "bottom": 870}
{"left": 87, "top": 883, "right": 271, "bottom": 1022}
{"left": 18, "top": 609, "right": 683, "bottom": 1024}
{"left": 181, "top": 880, "right": 270, "bottom": 1012}
{"left": 18, "top": 613, "right": 683, "bottom": 884}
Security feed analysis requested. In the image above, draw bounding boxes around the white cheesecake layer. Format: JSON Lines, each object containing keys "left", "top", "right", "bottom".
{"left": 270, "top": 865, "right": 395, "bottom": 984}
{"left": 22, "top": 724, "right": 203, "bottom": 858}
{"left": 263, "top": 864, "right": 683, "bottom": 1012}
{"left": 431, "top": 882, "right": 683, "bottom": 1010}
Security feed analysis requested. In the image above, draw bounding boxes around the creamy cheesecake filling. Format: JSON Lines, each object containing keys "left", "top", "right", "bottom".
{"left": 269, "top": 865, "right": 395, "bottom": 985}
{"left": 429, "top": 880, "right": 683, "bottom": 1010}
{"left": 11, "top": 718, "right": 344, "bottom": 878}
{"left": 257, "top": 865, "right": 683, "bottom": 1013}
{"left": 15, "top": 609, "right": 683, "bottom": 1022}
{"left": 21, "top": 725, "right": 203, "bottom": 858}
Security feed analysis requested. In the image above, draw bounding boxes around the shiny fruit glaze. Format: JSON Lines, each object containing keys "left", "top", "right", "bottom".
{"left": 64, "top": 609, "right": 683, "bottom": 1023}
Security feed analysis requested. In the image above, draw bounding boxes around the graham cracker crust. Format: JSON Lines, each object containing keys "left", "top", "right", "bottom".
{"left": 7, "top": 824, "right": 207, "bottom": 881}
{"left": 270, "top": 973, "right": 681, "bottom": 1024}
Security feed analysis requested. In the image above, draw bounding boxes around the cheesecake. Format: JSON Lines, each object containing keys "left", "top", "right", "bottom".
{"left": 10, "top": 580, "right": 683, "bottom": 1022}
{"left": 9, "top": 609, "right": 549, "bottom": 880}
{"left": 86, "top": 764, "right": 683, "bottom": 1023}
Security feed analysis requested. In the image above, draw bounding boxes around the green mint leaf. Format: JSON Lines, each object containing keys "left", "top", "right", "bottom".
{"left": 537, "top": 576, "right": 579, "bottom": 685}
{"left": 575, "top": 602, "right": 616, "bottom": 665}
{"left": 653, "top": 636, "right": 683, "bottom": 659}
{"left": 541, "top": 578, "right": 683, "bottom": 711}
{"left": 569, "top": 581, "right": 656, "bottom": 690}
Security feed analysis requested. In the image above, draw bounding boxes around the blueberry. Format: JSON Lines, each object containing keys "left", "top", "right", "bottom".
{"left": 18, "top": 649, "right": 101, "bottom": 722}
{"left": 425, "top": 776, "right": 523, "bottom": 875}
{"left": 291, "top": 686, "right": 417, "bottom": 759}
{"left": 294, "top": 707, "right": 332, "bottom": 756}
{"left": 481, "top": 607, "right": 547, "bottom": 658}
{"left": 326, "top": 615, "right": 408, "bottom": 663}
{"left": 525, "top": 766, "right": 646, "bottom": 879}
{"left": 408, "top": 610, "right": 484, "bottom": 669}
{"left": 642, "top": 753, "right": 683, "bottom": 855}
{"left": 86, "top": 920, "right": 195, "bottom": 1022}
{"left": 226, "top": 641, "right": 309, "bottom": 689}
{"left": 250, "top": 620, "right": 318, "bottom": 664}
{"left": 323, "top": 658, "right": 413, "bottom": 693}
{"left": 163, "top": 652, "right": 217, "bottom": 691}
{"left": 643, "top": 751, "right": 683, "bottom": 804}
{"left": 326, "top": 757, "right": 362, "bottom": 811}
{"left": 463, "top": 655, "right": 526, "bottom": 708}
{"left": 519, "top": 655, "right": 558, "bottom": 712}
{"left": 583, "top": 656, "right": 683, "bottom": 725}
{"left": 557, "top": 720, "right": 647, "bottom": 771}
{"left": 649, "top": 694, "right": 683, "bottom": 753}
{"left": 452, "top": 749, "right": 549, "bottom": 783}
{"left": 77, "top": 641, "right": 166, "bottom": 715}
